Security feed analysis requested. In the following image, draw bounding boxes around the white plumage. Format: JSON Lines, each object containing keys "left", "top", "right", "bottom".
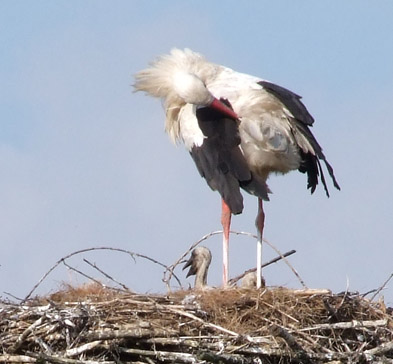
{"left": 134, "top": 48, "right": 339, "bottom": 289}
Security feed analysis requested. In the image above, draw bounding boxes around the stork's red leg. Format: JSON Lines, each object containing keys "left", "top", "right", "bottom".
{"left": 221, "top": 199, "right": 231, "bottom": 286}
{"left": 255, "top": 198, "right": 265, "bottom": 288}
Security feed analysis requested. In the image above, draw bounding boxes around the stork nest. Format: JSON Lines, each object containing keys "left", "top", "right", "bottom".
{"left": 1, "top": 284, "right": 392, "bottom": 364}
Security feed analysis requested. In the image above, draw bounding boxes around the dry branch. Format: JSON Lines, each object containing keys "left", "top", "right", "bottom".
{"left": 65, "top": 341, "right": 102, "bottom": 357}
{"left": 0, "top": 355, "right": 37, "bottom": 363}
{"left": 112, "top": 347, "right": 197, "bottom": 363}
{"left": 82, "top": 259, "right": 130, "bottom": 291}
{"left": 228, "top": 249, "right": 296, "bottom": 286}
{"left": 22, "top": 246, "right": 181, "bottom": 302}
{"left": 364, "top": 340, "right": 393, "bottom": 357}
{"left": 299, "top": 319, "right": 388, "bottom": 332}
{"left": 11, "top": 316, "right": 46, "bottom": 353}
{"left": 166, "top": 306, "right": 241, "bottom": 337}
{"left": 370, "top": 272, "right": 393, "bottom": 301}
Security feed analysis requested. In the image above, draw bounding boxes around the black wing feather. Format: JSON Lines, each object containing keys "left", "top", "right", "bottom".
{"left": 259, "top": 80, "right": 315, "bottom": 126}
{"left": 191, "top": 99, "right": 269, "bottom": 215}
{"left": 259, "top": 81, "right": 340, "bottom": 196}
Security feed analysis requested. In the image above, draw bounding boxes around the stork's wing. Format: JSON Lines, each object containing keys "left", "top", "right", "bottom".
{"left": 259, "top": 81, "right": 340, "bottom": 196}
{"left": 191, "top": 99, "right": 269, "bottom": 214}
{"left": 259, "top": 81, "right": 315, "bottom": 126}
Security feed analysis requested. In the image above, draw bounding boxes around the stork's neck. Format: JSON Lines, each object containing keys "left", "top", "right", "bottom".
{"left": 194, "top": 259, "right": 210, "bottom": 289}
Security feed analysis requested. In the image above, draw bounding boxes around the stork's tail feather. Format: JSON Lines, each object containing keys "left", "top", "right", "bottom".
{"left": 316, "top": 158, "right": 330, "bottom": 197}
{"left": 322, "top": 158, "right": 341, "bottom": 191}
{"left": 315, "top": 148, "right": 341, "bottom": 197}
{"left": 299, "top": 148, "right": 340, "bottom": 198}
{"left": 294, "top": 118, "right": 340, "bottom": 197}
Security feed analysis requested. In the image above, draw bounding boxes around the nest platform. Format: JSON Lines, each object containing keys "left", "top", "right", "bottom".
{"left": 1, "top": 284, "right": 392, "bottom": 364}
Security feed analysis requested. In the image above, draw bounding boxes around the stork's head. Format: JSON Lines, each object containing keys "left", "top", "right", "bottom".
{"left": 173, "top": 71, "right": 214, "bottom": 106}
{"left": 173, "top": 71, "right": 238, "bottom": 120}
{"left": 183, "top": 246, "right": 212, "bottom": 289}
{"left": 133, "top": 48, "right": 239, "bottom": 143}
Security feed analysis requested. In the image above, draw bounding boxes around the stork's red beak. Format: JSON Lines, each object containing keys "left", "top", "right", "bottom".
{"left": 210, "top": 98, "right": 239, "bottom": 120}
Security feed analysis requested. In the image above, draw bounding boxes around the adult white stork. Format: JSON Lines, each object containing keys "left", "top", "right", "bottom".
{"left": 134, "top": 48, "right": 340, "bottom": 289}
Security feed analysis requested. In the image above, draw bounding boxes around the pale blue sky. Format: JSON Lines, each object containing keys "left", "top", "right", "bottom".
{"left": 1, "top": 1, "right": 393, "bottom": 302}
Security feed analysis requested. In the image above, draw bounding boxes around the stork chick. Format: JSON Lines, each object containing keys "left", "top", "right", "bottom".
{"left": 183, "top": 246, "right": 212, "bottom": 289}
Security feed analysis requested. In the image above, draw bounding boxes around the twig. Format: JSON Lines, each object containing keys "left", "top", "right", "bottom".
{"left": 141, "top": 337, "right": 200, "bottom": 348}
{"left": 262, "top": 237, "right": 307, "bottom": 288}
{"left": 83, "top": 259, "right": 131, "bottom": 292}
{"left": 261, "top": 300, "right": 299, "bottom": 323}
{"left": 167, "top": 307, "right": 240, "bottom": 337}
{"left": 113, "top": 347, "right": 197, "bottom": 364}
{"left": 3, "top": 292, "right": 24, "bottom": 302}
{"left": 0, "top": 354, "right": 37, "bottom": 363}
{"left": 65, "top": 341, "right": 102, "bottom": 357}
{"left": 230, "top": 231, "right": 307, "bottom": 288}
{"left": 85, "top": 327, "right": 177, "bottom": 340}
{"left": 22, "top": 246, "right": 180, "bottom": 302}
{"left": 198, "top": 350, "right": 254, "bottom": 364}
{"left": 339, "top": 276, "right": 350, "bottom": 309}
{"left": 228, "top": 249, "right": 296, "bottom": 285}
{"left": 62, "top": 261, "right": 104, "bottom": 287}
{"left": 370, "top": 272, "right": 393, "bottom": 301}
{"left": 291, "top": 289, "right": 331, "bottom": 295}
